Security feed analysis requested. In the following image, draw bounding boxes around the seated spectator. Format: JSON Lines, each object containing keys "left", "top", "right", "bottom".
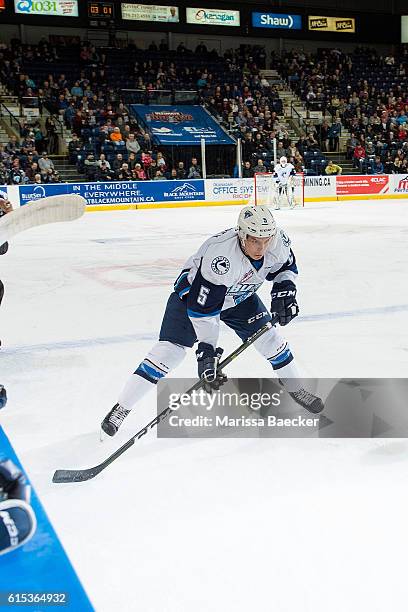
{"left": 370, "top": 156, "right": 384, "bottom": 174}
{"left": 242, "top": 160, "right": 254, "bottom": 177}
{"left": 38, "top": 152, "right": 54, "bottom": 174}
{"left": 133, "top": 163, "right": 146, "bottom": 180}
{"left": 353, "top": 144, "right": 366, "bottom": 171}
{"left": 325, "top": 160, "right": 342, "bottom": 175}
{"left": 84, "top": 153, "right": 98, "bottom": 180}
{"left": 126, "top": 133, "right": 141, "bottom": 155}
{"left": 253, "top": 158, "right": 267, "bottom": 174}
{"left": 110, "top": 127, "right": 125, "bottom": 146}
{"left": 112, "top": 153, "right": 124, "bottom": 174}
{"left": 97, "top": 153, "right": 111, "bottom": 170}
{"left": 176, "top": 161, "right": 186, "bottom": 180}
{"left": 169, "top": 168, "right": 178, "bottom": 180}
{"left": 328, "top": 120, "right": 342, "bottom": 152}
{"left": 8, "top": 160, "right": 26, "bottom": 185}
{"left": 147, "top": 160, "right": 158, "bottom": 180}
{"left": 98, "top": 161, "right": 114, "bottom": 181}
{"left": 127, "top": 152, "right": 137, "bottom": 170}
{"left": 156, "top": 151, "right": 167, "bottom": 171}
{"left": 117, "top": 163, "right": 132, "bottom": 180}
{"left": 153, "top": 169, "right": 165, "bottom": 180}
{"left": 25, "top": 162, "right": 39, "bottom": 182}
{"left": 141, "top": 151, "right": 153, "bottom": 171}
{"left": 188, "top": 157, "right": 202, "bottom": 179}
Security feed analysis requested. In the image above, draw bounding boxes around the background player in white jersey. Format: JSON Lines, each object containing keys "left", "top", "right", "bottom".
{"left": 273, "top": 156, "right": 296, "bottom": 209}
{"left": 101, "top": 205, "right": 323, "bottom": 436}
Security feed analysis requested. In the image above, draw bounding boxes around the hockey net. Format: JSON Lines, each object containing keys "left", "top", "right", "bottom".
{"left": 254, "top": 172, "right": 305, "bottom": 208}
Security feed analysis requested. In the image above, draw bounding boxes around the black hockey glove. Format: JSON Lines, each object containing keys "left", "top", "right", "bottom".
{"left": 0, "top": 385, "right": 6, "bottom": 410}
{"left": 0, "top": 459, "right": 37, "bottom": 556}
{"left": 271, "top": 280, "right": 299, "bottom": 326}
{"left": 196, "top": 343, "right": 227, "bottom": 393}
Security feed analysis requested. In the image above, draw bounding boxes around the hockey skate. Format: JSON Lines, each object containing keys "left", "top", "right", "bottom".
{"left": 288, "top": 388, "right": 324, "bottom": 414}
{"left": 101, "top": 403, "right": 131, "bottom": 438}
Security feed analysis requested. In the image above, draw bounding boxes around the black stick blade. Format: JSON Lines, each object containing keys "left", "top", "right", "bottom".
{"left": 52, "top": 466, "right": 103, "bottom": 483}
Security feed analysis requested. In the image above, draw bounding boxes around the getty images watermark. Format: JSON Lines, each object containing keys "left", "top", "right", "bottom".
{"left": 157, "top": 379, "right": 321, "bottom": 438}
{"left": 157, "top": 378, "right": 408, "bottom": 438}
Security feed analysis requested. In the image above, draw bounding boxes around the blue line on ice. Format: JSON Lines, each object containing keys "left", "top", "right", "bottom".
{"left": 4, "top": 304, "right": 408, "bottom": 356}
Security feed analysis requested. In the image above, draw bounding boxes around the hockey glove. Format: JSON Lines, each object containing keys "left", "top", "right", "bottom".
{"left": 196, "top": 343, "right": 227, "bottom": 393}
{"left": 271, "top": 280, "right": 299, "bottom": 326}
{"left": 0, "top": 385, "right": 6, "bottom": 410}
{"left": 0, "top": 459, "right": 37, "bottom": 556}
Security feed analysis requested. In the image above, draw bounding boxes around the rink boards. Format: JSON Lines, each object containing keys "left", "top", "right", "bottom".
{"left": 1, "top": 173, "right": 407, "bottom": 211}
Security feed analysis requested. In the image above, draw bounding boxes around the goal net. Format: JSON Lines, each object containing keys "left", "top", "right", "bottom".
{"left": 254, "top": 172, "right": 305, "bottom": 208}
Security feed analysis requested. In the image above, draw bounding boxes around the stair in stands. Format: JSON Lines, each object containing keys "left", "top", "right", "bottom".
{"left": 50, "top": 155, "right": 84, "bottom": 183}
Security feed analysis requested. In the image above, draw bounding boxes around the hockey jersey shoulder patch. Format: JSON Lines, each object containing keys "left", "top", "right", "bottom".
{"left": 279, "top": 229, "right": 291, "bottom": 248}
{"left": 211, "top": 256, "right": 230, "bottom": 275}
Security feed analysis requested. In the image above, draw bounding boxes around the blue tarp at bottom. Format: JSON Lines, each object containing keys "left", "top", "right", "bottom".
{"left": 0, "top": 427, "right": 94, "bottom": 611}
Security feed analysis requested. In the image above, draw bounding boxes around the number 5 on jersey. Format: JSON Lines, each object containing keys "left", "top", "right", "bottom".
{"left": 197, "top": 285, "right": 209, "bottom": 306}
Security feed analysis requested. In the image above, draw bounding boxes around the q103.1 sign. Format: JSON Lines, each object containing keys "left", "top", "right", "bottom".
{"left": 14, "top": 0, "right": 79, "bottom": 17}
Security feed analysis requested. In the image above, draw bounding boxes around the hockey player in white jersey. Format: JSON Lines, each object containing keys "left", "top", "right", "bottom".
{"left": 101, "top": 205, "right": 323, "bottom": 436}
{"left": 273, "top": 156, "right": 296, "bottom": 209}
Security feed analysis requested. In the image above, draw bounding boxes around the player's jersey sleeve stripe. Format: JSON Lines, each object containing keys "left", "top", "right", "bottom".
{"left": 174, "top": 269, "right": 191, "bottom": 298}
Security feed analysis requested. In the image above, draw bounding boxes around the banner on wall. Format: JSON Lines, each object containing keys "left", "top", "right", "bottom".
{"left": 252, "top": 12, "right": 302, "bottom": 30}
{"left": 18, "top": 180, "right": 205, "bottom": 207}
{"left": 121, "top": 4, "right": 179, "bottom": 23}
{"left": 186, "top": 7, "right": 240, "bottom": 27}
{"left": 14, "top": 0, "right": 79, "bottom": 17}
{"left": 308, "top": 16, "right": 355, "bottom": 33}
{"left": 130, "top": 105, "right": 236, "bottom": 145}
{"left": 336, "top": 175, "right": 389, "bottom": 196}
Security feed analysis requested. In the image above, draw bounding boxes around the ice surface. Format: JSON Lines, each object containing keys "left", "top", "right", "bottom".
{"left": 1, "top": 200, "right": 408, "bottom": 611}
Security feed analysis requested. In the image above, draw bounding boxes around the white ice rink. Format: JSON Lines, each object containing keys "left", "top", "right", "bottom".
{"left": 1, "top": 200, "right": 408, "bottom": 611}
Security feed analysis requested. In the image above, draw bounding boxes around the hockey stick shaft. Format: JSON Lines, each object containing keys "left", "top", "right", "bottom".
{"left": 52, "top": 320, "right": 274, "bottom": 483}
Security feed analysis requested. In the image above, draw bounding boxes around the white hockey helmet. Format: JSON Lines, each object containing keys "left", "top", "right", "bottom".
{"left": 280, "top": 156, "right": 287, "bottom": 166}
{"left": 237, "top": 205, "right": 277, "bottom": 245}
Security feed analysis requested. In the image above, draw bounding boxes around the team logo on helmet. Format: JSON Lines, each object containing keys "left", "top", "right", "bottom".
{"left": 211, "top": 256, "right": 230, "bottom": 275}
{"left": 244, "top": 210, "right": 253, "bottom": 219}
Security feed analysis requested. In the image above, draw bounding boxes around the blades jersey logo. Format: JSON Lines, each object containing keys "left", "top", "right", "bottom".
{"left": 211, "top": 256, "right": 230, "bottom": 275}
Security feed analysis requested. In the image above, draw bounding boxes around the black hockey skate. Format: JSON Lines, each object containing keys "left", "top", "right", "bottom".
{"left": 101, "top": 403, "right": 131, "bottom": 437}
{"left": 288, "top": 388, "right": 324, "bottom": 414}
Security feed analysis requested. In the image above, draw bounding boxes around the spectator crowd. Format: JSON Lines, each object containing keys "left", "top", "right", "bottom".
{"left": 1, "top": 38, "right": 408, "bottom": 183}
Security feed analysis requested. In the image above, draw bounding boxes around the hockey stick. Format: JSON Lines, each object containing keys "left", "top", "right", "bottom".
{"left": 0, "top": 195, "right": 86, "bottom": 245}
{"left": 52, "top": 321, "right": 274, "bottom": 483}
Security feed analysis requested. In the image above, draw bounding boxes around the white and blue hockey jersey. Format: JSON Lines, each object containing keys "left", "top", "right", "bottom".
{"left": 173, "top": 227, "right": 297, "bottom": 347}
{"left": 274, "top": 162, "right": 296, "bottom": 186}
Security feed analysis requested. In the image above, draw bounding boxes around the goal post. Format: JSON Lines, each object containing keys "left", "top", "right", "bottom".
{"left": 253, "top": 172, "right": 305, "bottom": 208}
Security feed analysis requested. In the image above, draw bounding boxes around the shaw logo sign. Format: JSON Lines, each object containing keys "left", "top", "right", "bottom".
{"left": 252, "top": 12, "right": 302, "bottom": 30}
